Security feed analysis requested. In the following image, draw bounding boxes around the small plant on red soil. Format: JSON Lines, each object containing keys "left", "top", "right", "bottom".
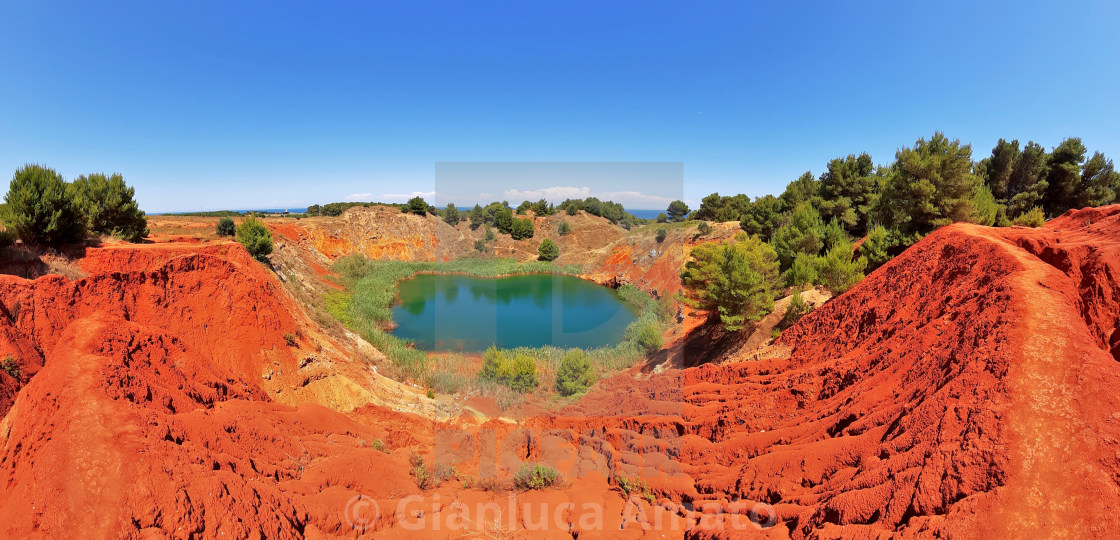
{"left": 1, "top": 355, "right": 20, "bottom": 381}
{"left": 614, "top": 476, "right": 656, "bottom": 505}
{"left": 512, "top": 463, "right": 561, "bottom": 490}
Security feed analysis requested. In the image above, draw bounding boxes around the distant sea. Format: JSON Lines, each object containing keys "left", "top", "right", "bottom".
{"left": 627, "top": 209, "right": 662, "bottom": 219}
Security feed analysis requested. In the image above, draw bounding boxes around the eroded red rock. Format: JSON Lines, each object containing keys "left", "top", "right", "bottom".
{"left": 0, "top": 206, "right": 1118, "bottom": 538}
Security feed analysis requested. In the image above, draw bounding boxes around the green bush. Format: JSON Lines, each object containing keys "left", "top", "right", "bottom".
{"left": 2, "top": 164, "right": 86, "bottom": 245}
{"left": 410, "top": 452, "right": 456, "bottom": 490}
{"left": 513, "top": 463, "right": 561, "bottom": 490}
{"left": 555, "top": 349, "right": 596, "bottom": 396}
{"left": 474, "top": 239, "right": 487, "bottom": 252}
{"left": 480, "top": 347, "right": 539, "bottom": 393}
{"left": 784, "top": 253, "right": 818, "bottom": 289}
{"left": 216, "top": 217, "right": 236, "bottom": 237}
{"left": 236, "top": 215, "right": 273, "bottom": 261}
{"left": 69, "top": 173, "right": 148, "bottom": 242}
{"left": 538, "top": 238, "right": 559, "bottom": 261}
{"left": 615, "top": 476, "right": 655, "bottom": 505}
{"left": 558, "top": 221, "right": 571, "bottom": 236}
{"left": 443, "top": 203, "right": 461, "bottom": 225}
{"left": 1012, "top": 206, "right": 1046, "bottom": 227}
{"left": 626, "top": 321, "right": 663, "bottom": 353}
{"left": 857, "top": 225, "right": 894, "bottom": 271}
{"left": 655, "top": 228, "right": 667, "bottom": 243}
{"left": 666, "top": 200, "right": 691, "bottom": 222}
{"left": 681, "top": 233, "right": 780, "bottom": 332}
{"left": 813, "top": 241, "right": 866, "bottom": 293}
{"left": 511, "top": 217, "right": 534, "bottom": 240}
{"left": 407, "top": 196, "right": 430, "bottom": 215}
{"left": 697, "top": 222, "right": 712, "bottom": 236}
{"left": 780, "top": 292, "right": 813, "bottom": 330}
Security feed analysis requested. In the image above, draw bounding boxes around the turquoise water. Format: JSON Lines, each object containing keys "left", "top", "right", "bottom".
{"left": 390, "top": 274, "right": 638, "bottom": 350}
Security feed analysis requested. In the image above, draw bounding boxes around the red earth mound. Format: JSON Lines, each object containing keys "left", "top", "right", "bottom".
{"left": 537, "top": 205, "right": 1120, "bottom": 538}
{"left": 0, "top": 206, "right": 1118, "bottom": 538}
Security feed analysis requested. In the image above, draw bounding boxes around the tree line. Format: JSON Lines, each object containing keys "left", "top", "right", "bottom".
{"left": 678, "top": 132, "right": 1120, "bottom": 332}
{"left": 1, "top": 164, "right": 148, "bottom": 245}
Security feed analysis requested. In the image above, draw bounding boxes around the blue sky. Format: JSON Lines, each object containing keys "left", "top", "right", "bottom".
{"left": 1, "top": 1, "right": 1118, "bottom": 212}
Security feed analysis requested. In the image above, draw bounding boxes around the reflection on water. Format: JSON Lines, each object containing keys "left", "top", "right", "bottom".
{"left": 390, "top": 273, "right": 638, "bottom": 350}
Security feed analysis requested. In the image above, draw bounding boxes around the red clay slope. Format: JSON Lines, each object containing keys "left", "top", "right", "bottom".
{"left": 1, "top": 206, "right": 1119, "bottom": 538}
{"left": 541, "top": 205, "right": 1120, "bottom": 538}
{"left": 0, "top": 243, "right": 430, "bottom": 538}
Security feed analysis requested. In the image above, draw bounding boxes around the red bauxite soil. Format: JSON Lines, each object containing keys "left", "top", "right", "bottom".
{"left": 0, "top": 206, "right": 1118, "bottom": 538}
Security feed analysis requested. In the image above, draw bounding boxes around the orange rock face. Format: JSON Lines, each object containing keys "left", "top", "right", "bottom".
{"left": 0, "top": 206, "right": 1118, "bottom": 538}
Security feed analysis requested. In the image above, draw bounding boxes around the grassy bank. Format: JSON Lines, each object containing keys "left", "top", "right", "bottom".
{"left": 322, "top": 254, "right": 673, "bottom": 407}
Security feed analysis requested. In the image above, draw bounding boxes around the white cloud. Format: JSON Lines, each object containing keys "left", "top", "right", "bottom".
{"left": 503, "top": 186, "right": 591, "bottom": 202}
{"left": 344, "top": 192, "right": 372, "bottom": 202}
{"left": 596, "top": 190, "right": 677, "bottom": 208}
{"left": 381, "top": 190, "right": 437, "bottom": 203}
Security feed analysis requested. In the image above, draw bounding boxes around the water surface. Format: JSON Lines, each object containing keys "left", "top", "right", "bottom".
{"left": 390, "top": 273, "right": 637, "bottom": 350}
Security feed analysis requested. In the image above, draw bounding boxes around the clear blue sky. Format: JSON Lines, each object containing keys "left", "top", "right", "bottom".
{"left": 2, "top": 1, "right": 1118, "bottom": 212}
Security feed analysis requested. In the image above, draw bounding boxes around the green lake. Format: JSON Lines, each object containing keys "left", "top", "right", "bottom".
{"left": 390, "top": 273, "right": 639, "bottom": 351}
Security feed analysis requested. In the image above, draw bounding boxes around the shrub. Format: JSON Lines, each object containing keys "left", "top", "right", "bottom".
{"left": 216, "top": 217, "right": 236, "bottom": 237}
{"left": 780, "top": 292, "right": 813, "bottom": 329}
{"left": 784, "top": 253, "right": 818, "bottom": 289}
{"left": 697, "top": 222, "right": 712, "bottom": 236}
{"left": 680, "top": 233, "right": 780, "bottom": 332}
{"left": 410, "top": 452, "right": 456, "bottom": 490}
{"left": 443, "top": 203, "right": 461, "bottom": 225}
{"left": 407, "top": 196, "right": 429, "bottom": 215}
{"left": 0, "top": 228, "right": 14, "bottom": 248}
{"left": 857, "top": 224, "right": 893, "bottom": 271}
{"left": 479, "top": 347, "right": 539, "bottom": 393}
{"left": 2, "top": 164, "right": 86, "bottom": 245}
{"left": 1, "top": 355, "right": 19, "bottom": 381}
{"left": 511, "top": 217, "right": 534, "bottom": 240}
{"left": 370, "top": 439, "right": 388, "bottom": 453}
{"left": 656, "top": 212, "right": 668, "bottom": 223}
{"left": 555, "top": 349, "right": 596, "bottom": 396}
{"left": 655, "top": 228, "right": 667, "bottom": 243}
{"left": 566, "top": 204, "right": 580, "bottom": 216}
{"left": 626, "top": 321, "right": 663, "bottom": 353}
{"left": 558, "top": 221, "right": 571, "bottom": 236}
{"left": 283, "top": 332, "right": 297, "bottom": 346}
{"left": 1013, "top": 206, "right": 1046, "bottom": 227}
{"left": 474, "top": 239, "right": 487, "bottom": 252}
{"left": 69, "top": 173, "right": 148, "bottom": 242}
{"left": 538, "top": 238, "right": 559, "bottom": 261}
{"left": 813, "top": 241, "right": 867, "bottom": 293}
{"left": 666, "top": 200, "right": 691, "bottom": 222}
{"left": 513, "top": 463, "right": 561, "bottom": 490}
{"left": 615, "top": 476, "right": 655, "bottom": 505}
{"left": 236, "top": 215, "right": 273, "bottom": 261}
{"left": 771, "top": 202, "right": 824, "bottom": 270}
{"left": 484, "top": 225, "right": 495, "bottom": 241}
{"left": 426, "top": 389, "right": 435, "bottom": 399}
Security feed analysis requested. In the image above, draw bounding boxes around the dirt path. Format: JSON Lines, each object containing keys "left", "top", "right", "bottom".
{"left": 42, "top": 315, "right": 132, "bottom": 536}
{"left": 969, "top": 224, "right": 1115, "bottom": 536}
